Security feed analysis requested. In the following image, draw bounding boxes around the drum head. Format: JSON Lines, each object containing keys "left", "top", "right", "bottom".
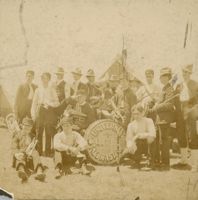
{"left": 85, "top": 119, "right": 126, "bottom": 165}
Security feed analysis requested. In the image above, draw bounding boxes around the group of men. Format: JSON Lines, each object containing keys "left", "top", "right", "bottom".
{"left": 10, "top": 64, "right": 198, "bottom": 183}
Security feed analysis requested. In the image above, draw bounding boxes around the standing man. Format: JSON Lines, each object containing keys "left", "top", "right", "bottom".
{"left": 31, "top": 72, "right": 60, "bottom": 157}
{"left": 136, "top": 69, "right": 160, "bottom": 106}
{"left": 71, "top": 68, "right": 87, "bottom": 97}
{"left": 86, "top": 69, "right": 101, "bottom": 103}
{"left": 14, "top": 70, "right": 37, "bottom": 123}
{"left": 172, "top": 64, "right": 198, "bottom": 171}
{"left": 148, "top": 67, "right": 175, "bottom": 170}
{"left": 54, "top": 67, "right": 71, "bottom": 103}
{"left": 112, "top": 74, "right": 137, "bottom": 128}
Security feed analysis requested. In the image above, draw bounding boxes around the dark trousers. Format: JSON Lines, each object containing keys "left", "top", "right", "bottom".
{"left": 155, "top": 124, "right": 171, "bottom": 165}
{"left": 54, "top": 150, "right": 87, "bottom": 170}
{"left": 36, "top": 106, "right": 57, "bottom": 156}
{"left": 134, "top": 139, "right": 156, "bottom": 165}
{"left": 186, "top": 117, "right": 198, "bottom": 149}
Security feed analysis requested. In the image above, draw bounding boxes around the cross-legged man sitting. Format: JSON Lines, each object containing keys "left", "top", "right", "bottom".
{"left": 54, "top": 115, "right": 91, "bottom": 179}
{"left": 124, "top": 105, "right": 157, "bottom": 169}
{"left": 12, "top": 117, "right": 46, "bottom": 182}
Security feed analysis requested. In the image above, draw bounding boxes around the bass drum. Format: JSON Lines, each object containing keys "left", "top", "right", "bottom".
{"left": 84, "top": 119, "right": 126, "bottom": 165}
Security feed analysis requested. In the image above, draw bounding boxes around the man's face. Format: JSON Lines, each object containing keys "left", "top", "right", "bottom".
{"left": 62, "top": 123, "right": 72, "bottom": 133}
{"left": 55, "top": 73, "right": 64, "bottom": 81}
{"left": 26, "top": 73, "right": 34, "bottom": 84}
{"left": 87, "top": 76, "right": 95, "bottom": 83}
{"left": 72, "top": 73, "right": 81, "bottom": 81}
{"left": 77, "top": 94, "right": 86, "bottom": 104}
{"left": 160, "top": 75, "right": 169, "bottom": 85}
{"left": 22, "top": 125, "right": 32, "bottom": 134}
{"left": 145, "top": 74, "right": 154, "bottom": 84}
{"left": 41, "top": 75, "right": 50, "bottom": 85}
{"left": 182, "top": 70, "right": 191, "bottom": 82}
{"left": 132, "top": 111, "right": 143, "bottom": 121}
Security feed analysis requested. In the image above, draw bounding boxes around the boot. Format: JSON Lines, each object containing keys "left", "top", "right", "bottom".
{"left": 35, "top": 164, "right": 46, "bottom": 182}
{"left": 190, "top": 149, "right": 198, "bottom": 172}
{"left": 171, "top": 148, "right": 191, "bottom": 170}
{"left": 17, "top": 164, "right": 28, "bottom": 183}
{"left": 80, "top": 163, "right": 91, "bottom": 175}
{"left": 55, "top": 168, "right": 64, "bottom": 179}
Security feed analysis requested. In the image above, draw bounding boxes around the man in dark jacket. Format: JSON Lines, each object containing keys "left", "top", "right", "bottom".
{"left": 54, "top": 67, "right": 71, "bottom": 103}
{"left": 148, "top": 67, "right": 175, "bottom": 170}
{"left": 14, "top": 70, "right": 37, "bottom": 123}
{"left": 112, "top": 74, "right": 137, "bottom": 129}
{"left": 86, "top": 69, "right": 102, "bottom": 101}
{"left": 71, "top": 68, "right": 87, "bottom": 96}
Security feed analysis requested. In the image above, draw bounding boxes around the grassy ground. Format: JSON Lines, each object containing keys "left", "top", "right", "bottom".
{"left": 0, "top": 128, "right": 197, "bottom": 200}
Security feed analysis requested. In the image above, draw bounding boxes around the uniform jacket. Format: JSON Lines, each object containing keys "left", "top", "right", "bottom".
{"left": 86, "top": 82, "right": 102, "bottom": 100}
{"left": 153, "top": 82, "right": 175, "bottom": 123}
{"left": 71, "top": 81, "right": 87, "bottom": 96}
{"left": 55, "top": 80, "right": 71, "bottom": 103}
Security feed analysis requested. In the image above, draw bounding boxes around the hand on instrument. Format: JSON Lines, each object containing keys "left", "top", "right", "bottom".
{"left": 69, "top": 147, "right": 79, "bottom": 156}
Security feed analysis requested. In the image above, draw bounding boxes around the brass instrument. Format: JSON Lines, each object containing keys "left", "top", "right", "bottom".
{"left": 110, "top": 98, "right": 125, "bottom": 123}
{"left": 25, "top": 137, "right": 38, "bottom": 157}
{"left": 6, "top": 113, "right": 20, "bottom": 133}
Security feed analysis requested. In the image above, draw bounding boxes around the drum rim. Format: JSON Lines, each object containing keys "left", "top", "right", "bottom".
{"left": 85, "top": 119, "right": 126, "bottom": 165}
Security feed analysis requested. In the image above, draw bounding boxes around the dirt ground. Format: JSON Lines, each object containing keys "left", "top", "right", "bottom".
{"left": 0, "top": 128, "right": 197, "bottom": 200}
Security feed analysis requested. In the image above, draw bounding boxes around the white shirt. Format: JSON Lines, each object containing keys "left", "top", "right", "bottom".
{"left": 126, "top": 117, "right": 156, "bottom": 148}
{"left": 31, "top": 85, "right": 59, "bottom": 120}
{"left": 54, "top": 131, "right": 87, "bottom": 152}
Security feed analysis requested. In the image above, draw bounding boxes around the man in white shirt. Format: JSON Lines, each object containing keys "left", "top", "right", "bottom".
{"left": 54, "top": 115, "right": 91, "bottom": 178}
{"left": 31, "top": 72, "right": 60, "bottom": 157}
{"left": 125, "top": 105, "right": 156, "bottom": 169}
{"left": 136, "top": 69, "right": 160, "bottom": 109}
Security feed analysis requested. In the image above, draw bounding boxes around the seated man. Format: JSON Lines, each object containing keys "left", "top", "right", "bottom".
{"left": 11, "top": 117, "right": 46, "bottom": 183}
{"left": 54, "top": 116, "right": 91, "bottom": 179}
{"left": 65, "top": 89, "right": 97, "bottom": 134}
{"left": 124, "top": 105, "right": 156, "bottom": 169}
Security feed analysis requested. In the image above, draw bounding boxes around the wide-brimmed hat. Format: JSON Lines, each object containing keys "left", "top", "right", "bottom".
{"left": 86, "top": 69, "right": 95, "bottom": 77}
{"left": 72, "top": 68, "right": 82, "bottom": 76}
{"left": 182, "top": 64, "right": 193, "bottom": 74}
{"left": 160, "top": 67, "right": 172, "bottom": 77}
{"left": 22, "top": 117, "right": 34, "bottom": 127}
{"left": 55, "top": 67, "right": 64, "bottom": 75}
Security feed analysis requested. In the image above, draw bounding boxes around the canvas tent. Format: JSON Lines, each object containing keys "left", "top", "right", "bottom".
{"left": 0, "top": 85, "right": 12, "bottom": 118}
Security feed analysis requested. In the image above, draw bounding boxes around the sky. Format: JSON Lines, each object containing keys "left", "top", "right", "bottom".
{"left": 0, "top": 0, "right": 198, "bottom": 104}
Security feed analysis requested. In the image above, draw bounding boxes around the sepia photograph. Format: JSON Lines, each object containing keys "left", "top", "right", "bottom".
{"left": 0, "top": 0, "right": 198, "bottom": 199}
